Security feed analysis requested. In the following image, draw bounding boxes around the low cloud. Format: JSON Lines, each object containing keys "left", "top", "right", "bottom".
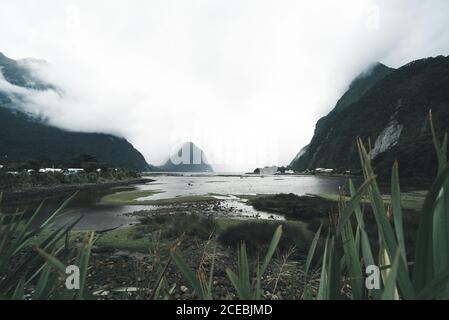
{"left": 1, "top": 0, "right": 449, "bottom": 171}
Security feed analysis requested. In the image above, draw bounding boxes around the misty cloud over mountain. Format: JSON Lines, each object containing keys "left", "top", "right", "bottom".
{"left": 1, "top": 0, "right": 449, "bottom": 171}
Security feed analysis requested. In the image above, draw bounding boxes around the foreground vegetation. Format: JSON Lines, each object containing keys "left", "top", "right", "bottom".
{"left": 0, "top": 207, "right": 310, "bottom": 299}
{"left": 301, "top": 115, "right": 449, "bottom": 299}
{"left": 0, "top": 194, "right": 94, "bottom": 299}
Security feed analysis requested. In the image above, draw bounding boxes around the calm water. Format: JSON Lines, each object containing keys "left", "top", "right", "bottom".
{"left": 32, "top": 173, "right": 349, "bottom": 231}
{"left": 138, "top": 173, "right": 348, "bottom": 199}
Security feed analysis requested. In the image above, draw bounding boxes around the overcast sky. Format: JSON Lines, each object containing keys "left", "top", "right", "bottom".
{"left": 1, "top": 0, "right": 449, "bottom": 171}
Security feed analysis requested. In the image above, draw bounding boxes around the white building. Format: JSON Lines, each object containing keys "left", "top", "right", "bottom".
{"left": 39, "top": 168, "right": 63, "bottom": 173}
{"left": 67, "top": 168, "right": 84, "bottom": 174}
{"left": 315, "top": 168, "right": 334, "bottom": 174}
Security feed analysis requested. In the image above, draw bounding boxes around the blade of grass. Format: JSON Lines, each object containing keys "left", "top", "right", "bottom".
{"left": 225, "top": 268, "right": 250, "bottom": 299}
{"left": 358, "top": 139, "right": 415, "bottom": 299}
{"left": 341, "top": 219, "right": 364, "bottom": 299}
{"left": 338, "top": 176, "right": 376, "bottom": 232}
{"left": 391, "top": 162, "right": 407, "bottom": 269}
{"left": 171, "top": 250, "right": 206, "bottom": 299}
{"left": 260, "top": 225, "right": 282, "bottom": 275}
{"left": 349, "top": 180, "right": 380, "bottom": 299}
{"left": 382, "top": 249, "right": 401, "bottom": 300}
{"left": 76, "top": 231, "right": 95, "bottom": 300}
{"left": 317, "top": 234, "right": 330, "bottom": 300}
{"left": 413, "top": 161, "right": 449, "bottom": 292}
{"left": 305, "top": 224, "right": 322, "bottom": 275}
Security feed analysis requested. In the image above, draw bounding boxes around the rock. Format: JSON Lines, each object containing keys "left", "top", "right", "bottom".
{"left": 112, "top": 250, "right": 130, "bottom": 258}
{"left": 91, "top": 245, "right": 115, "bottom": 253}
{"left": 180, "top": 285, "right": 188, "bottom": 293}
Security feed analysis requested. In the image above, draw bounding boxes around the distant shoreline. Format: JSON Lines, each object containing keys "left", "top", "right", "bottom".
{"left": 1, "top": 177, "right": 151, "bottom": 205}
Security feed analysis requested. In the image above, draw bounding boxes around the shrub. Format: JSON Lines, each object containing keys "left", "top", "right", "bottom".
{"left": 139, "top": 214, "right": 216, "bottom": 240}
{"left": 218, "top": 221, "right": 309, "bottom": 256}
{"left": 250, "top": 193, "right": 336, "bottom": 221}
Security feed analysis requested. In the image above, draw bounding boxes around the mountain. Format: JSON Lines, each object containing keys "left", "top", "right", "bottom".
{"left": 0, "top": 106, "right": 150, "bottom": 171}
{"left": 0, "top": 52, "right": 54, "bottom": 92}
{"left": 290, "top": 56, "right": 449, "bottom": 179}
{"left": 0, "top": 52, "right": 150, "bottom": 171}
{"left": 290, "top": 62, "right": 394, "bottom": 170}
{"left": 159, "top": 142, "right": 213, "bottom": 172}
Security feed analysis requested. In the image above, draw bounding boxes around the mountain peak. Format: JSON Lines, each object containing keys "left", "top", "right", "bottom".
{"left": 352, "top": 62, "right": 394, "bottom": 85}
{"left": 0, "top": 52, "right": 12, "bottom": 64}
{"left": 290, "top": 61, "right": 395, "bottom": 168}
{"left": 331, "top": 62, "right": 394, "bottom": 114}
{"left": 160, "top": 141, "right": 213, "bottom": 172}
{"left": 181, "top": 141, "right": 195, "bottom": 147}
{"left": 370, "top": 61, "right": 390, "bottom": 69}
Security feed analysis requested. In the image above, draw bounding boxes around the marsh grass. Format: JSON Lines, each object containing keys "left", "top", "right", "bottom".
{"left": 100, "top": 189, "right": 164, "bottom": 205}
{"left": 100, "top": 188, "right": 219, "bottom": 205}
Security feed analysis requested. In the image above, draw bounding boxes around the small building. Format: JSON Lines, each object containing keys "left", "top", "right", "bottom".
{"left": 67, "top": 168, "right": 84, "bottom": 174}
{"left": 39, "top": 168, "right": 63, "bottom": 173}
{"left": 315, "top": 168, "right": 334, "bottom": 174}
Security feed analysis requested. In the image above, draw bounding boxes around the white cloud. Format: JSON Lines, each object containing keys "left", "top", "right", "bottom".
{"left": 1, "top": 0, "right": 449, "bottom": 171}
